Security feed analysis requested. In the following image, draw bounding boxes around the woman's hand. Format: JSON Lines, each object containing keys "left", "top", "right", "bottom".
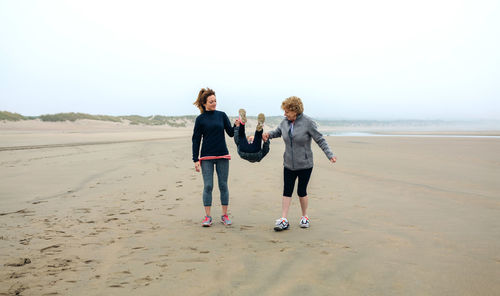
{"left": 194, "top": 161, "right": 201, "bottom": 172}
{"left": 262, "top": 133, "right": 270, "bottom": 141}
{"left": 330, "top": 156, "right": 337, "bottom": 163}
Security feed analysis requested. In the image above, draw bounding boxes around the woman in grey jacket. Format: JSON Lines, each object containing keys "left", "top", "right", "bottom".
{"left": 263, "top": 96, "right": 336, "bottom": 231}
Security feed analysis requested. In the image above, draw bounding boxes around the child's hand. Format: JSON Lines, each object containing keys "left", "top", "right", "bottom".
{"left": 330, "top": 156, "right": 337, "bottom": 163}
{"left": 263, "top": 133, "right": 270, "bottom": 141}
{"left": 194, "top": 161, "right": 201, "bottom": 172}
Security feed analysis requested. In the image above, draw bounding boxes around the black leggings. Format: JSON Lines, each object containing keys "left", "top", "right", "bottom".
{"left": 283, "top": 167, "right": 313, "bottom": 197}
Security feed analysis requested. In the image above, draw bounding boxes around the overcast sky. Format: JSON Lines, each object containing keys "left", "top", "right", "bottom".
{"left": 1, "top": 0, "right": 499, "bottom": 119}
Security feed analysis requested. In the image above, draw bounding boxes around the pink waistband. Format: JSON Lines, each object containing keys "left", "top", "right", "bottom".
{"left": 199, "top": 155, "right": 231, "bottom": 162}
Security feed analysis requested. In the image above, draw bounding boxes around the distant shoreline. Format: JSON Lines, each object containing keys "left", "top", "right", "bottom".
{"left": 2, "top": 111, "right": 500, "bottom": 132}
{"left": 327, "top": 131, "right": 500, "bottom": 138}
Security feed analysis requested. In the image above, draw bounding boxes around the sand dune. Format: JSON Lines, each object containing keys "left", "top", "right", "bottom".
{"left": 1, "top": 121, "right": 499, "bottom": 295}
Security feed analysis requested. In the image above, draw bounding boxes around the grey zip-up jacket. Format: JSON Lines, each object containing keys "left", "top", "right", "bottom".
{"left": 268, "top": 114, "right": 334, "bottom": 170}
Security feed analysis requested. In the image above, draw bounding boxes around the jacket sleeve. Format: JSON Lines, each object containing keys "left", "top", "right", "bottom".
{"left": 192, "top": 117, "right": 202, "bottom": 162}
{"left": 223, "top": 112, "right": 234, "bottom": 137}
{"left": 309, "top": 120, "right": 335, "bottom": 159}
{"left": 268, "top": 121, "right": 283, "bottom": 139}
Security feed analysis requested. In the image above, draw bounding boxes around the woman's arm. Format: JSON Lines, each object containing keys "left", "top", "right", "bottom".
{"left": 309, "top": 120, "right": 335, "bottom": 160}
{"left": 192, "top": 117, "right": 202, "bottom": 162}
{"left": 223, "top": 112, "right": 234, "bottom": 137}
{"left": 264, "top": 120, "right": 283, "bottom": 141}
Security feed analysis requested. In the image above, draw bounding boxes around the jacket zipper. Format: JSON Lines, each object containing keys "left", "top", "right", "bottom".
{"left": 289, "top": 123, "right": 294, "bottom": 170}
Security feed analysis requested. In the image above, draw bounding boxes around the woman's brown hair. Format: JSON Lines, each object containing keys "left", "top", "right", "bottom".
{"left": 194, "top": 87, "right": 216, "bottom": 113}
{"left": 281, "top": 96, "right": 304, "bottom": 115}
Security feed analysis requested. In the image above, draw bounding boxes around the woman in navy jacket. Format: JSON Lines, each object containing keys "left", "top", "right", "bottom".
{"left": 192, "top": 88, "right": 234, "bottom": 227}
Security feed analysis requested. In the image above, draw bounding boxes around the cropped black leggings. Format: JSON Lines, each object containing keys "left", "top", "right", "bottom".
{"left": 283, "top": 167, "right": 313, "bottom": 198}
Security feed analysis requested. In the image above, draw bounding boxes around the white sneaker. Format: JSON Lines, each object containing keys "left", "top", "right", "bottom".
{"left": 300, "top": 216, "right": 310, "bottom": 228}
{"left": 274, "top": 217, "right": 289, "bottom": 231}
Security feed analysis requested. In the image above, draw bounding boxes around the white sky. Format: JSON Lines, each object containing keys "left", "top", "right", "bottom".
{"left": 1, "top": 0, "right": 499, "bottom": 119}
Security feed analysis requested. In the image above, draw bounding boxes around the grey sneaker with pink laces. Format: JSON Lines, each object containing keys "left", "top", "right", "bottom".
{"left": 202, "top": 216, "right": 212, "bottom": 227}
{"left": 221, "top": 214, "right": 232, "bottom": 225}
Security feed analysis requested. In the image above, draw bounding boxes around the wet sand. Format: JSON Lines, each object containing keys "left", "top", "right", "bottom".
{"left": 1, "top": 121, "right": 499, "bottom": 295}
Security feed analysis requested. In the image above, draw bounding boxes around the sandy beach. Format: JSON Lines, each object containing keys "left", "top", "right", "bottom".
{"left": 1, "top": 120, "right": 499, "bottom": 296}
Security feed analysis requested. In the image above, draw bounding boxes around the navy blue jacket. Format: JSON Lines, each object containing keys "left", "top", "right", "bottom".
{"left": 192, "top": 110, "right": 234, "bottom": 162}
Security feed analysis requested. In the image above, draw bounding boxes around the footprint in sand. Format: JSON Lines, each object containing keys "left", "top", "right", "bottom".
{"left": 32, "top": 200, "right": 48, "bottom": 205}
{"left": 177, "top": 257, "right": 208, "bottom": 263}
{"left": 77, "top": 219, "right": 95, "bottom": 224}
{"left": 9, "top": 271, "right": 27, "bottom": 279}
{"left": 7, "top": 283, "right": 27, "bottom": 295}
{"left": 4, "top": 258, "right": 31, "bottom": 267}
{"left": 19, "top": 238, "right": 31, "bottom": 245}
{"left": 0, "top": 208, "right": 35, "bottom": 217}
{"left": 74, "top": 208, "right": 91, "bottom": 214}
{"left": 176, "top": 181, "right": 183, "bottom": 188}
{"left": 134, "top": 276, "right": 153, "bottom": 286}
{"left": 40, "top": 244, "right": 61, "bottom": 253}
{"left": 118, "top": 270, "right": 132, "bottom": 275}
{"left": 47, "top": 258, "right": 73, "bottom": 269}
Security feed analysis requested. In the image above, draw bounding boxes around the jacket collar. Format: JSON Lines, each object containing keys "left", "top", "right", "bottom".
{"left": 288, "top": 113, "right": 303, "bottom": 124}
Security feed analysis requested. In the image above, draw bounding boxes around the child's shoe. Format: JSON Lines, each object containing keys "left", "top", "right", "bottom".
{"left": 256, "top": 113, "right": 265, "bottom": 131}
{"left": 238, "top": 109, "right": 247, "bottom": 125}
{"left": 202, "top": 215, "right": 212, "bottom": 227}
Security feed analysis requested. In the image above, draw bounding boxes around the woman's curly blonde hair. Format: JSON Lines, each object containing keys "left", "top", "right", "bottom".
{"left": 281, "top": 96, "right": 304, "bottom": 115}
